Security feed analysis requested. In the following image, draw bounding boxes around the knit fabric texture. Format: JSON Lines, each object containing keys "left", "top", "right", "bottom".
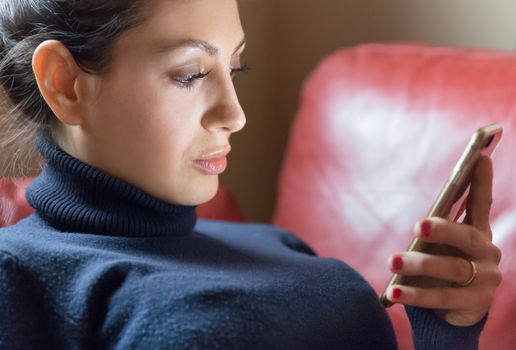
{"left": 0, "top": 133, "right": 484, "bottom": 349}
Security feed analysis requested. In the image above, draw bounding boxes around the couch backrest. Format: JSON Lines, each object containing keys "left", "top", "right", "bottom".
{"left": 273, "top": 44, "right": 516, "bottom": 349}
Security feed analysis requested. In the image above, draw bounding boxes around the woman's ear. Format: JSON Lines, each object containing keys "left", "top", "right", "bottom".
{"left": 32, "top": 40, "right": 86, "bottom": 125}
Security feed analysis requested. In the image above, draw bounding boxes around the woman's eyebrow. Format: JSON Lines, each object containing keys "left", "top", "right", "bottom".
{"left": 233, "top": 37, "right": 246, "bottom": 54}
{"left": 155, "top": 37, "right": 246, "bottom": 56}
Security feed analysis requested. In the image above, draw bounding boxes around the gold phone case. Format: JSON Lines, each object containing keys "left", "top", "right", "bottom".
{"left": 380, "top": 123, "right": 503, "bottom": 307}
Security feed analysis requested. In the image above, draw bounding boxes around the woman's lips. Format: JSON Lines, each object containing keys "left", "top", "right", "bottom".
{"left": 193, "top": 157, "right": 228, "bottom": 175}
{"left": 193, "top": 146, "right": 230, "bottom": 175}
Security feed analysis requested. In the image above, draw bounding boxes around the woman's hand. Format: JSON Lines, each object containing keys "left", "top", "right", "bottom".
{"left": 386, "top": 156, "right": 503, "bottom": 326}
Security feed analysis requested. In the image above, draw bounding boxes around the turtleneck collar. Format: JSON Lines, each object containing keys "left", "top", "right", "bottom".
{"left": 26, "top": 132, "right": 197, "bottom": 237}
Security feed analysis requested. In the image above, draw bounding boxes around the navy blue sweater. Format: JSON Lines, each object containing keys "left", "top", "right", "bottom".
{"left": 0, "top": 133, "right": 484, "bottom": 349}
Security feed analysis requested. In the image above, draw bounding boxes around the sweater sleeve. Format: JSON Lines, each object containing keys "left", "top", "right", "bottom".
{"left": 0, "top": 251, "right": 56, "bottom": 350}
{"left": 406, "top": 306, "right": 486, "bottom": 350}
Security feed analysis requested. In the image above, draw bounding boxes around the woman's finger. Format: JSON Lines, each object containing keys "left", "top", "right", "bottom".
{"left": 389, "top": 251, "right": 478, "bottom": 285}
{"left": 385, "top": 285, "right": 478, "bottom": 311}
{"left": 414, "top": 218, "right": 491, "bottom": 259}
{"left": 464, "top": 155, "right": 493, "bottom": 235}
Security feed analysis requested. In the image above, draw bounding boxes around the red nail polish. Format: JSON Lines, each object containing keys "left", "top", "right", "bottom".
{"left": 392, "top": 256, "right": 404, "bottom": 270}
{"left": 392, "top": 288, "right": 402, "bottom": 299}
{"left": 421, "top": 220, "right": 432, "bottom": 237}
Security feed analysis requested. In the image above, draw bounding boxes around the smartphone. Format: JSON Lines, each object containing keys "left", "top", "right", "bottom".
{"left": 380, "top": 123, "right": 503, "bottom": 308}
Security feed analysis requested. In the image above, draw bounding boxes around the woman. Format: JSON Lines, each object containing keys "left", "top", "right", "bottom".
{"left": 0, "top": 0, "right": 502, "bottom": 349}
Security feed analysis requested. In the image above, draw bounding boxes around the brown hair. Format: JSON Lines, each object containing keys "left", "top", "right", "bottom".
{"left": 0, "top": 0, "right": 149, "bottom": 177}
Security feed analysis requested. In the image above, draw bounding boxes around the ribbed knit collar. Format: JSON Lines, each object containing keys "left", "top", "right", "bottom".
{"left": 26, "top": 132, "right": 197, "bottom": 237}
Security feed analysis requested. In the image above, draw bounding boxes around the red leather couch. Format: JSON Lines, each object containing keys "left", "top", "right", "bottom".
{"left": 273, "top": 44, "right": 516, "bottom": 349}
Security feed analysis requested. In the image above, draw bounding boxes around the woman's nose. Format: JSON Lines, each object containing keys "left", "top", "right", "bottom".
{"left": 201, "top": 80, "right": 247, "bottom": 134}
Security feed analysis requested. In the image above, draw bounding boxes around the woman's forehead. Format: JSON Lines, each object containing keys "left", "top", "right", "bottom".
{"left": 117, "top": 0, "right": 244, "bottom": 57}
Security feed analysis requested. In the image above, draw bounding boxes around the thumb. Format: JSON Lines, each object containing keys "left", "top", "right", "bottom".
{"left": 464, "top": 155, "right": 493, "bottom": 236}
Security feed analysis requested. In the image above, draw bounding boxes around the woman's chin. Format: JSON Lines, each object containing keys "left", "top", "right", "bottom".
{"left": 141, "top": 173, "right": 220, "bottom": 206}
{"left": 175, "top": 179, "right": 220, "bottom": 206}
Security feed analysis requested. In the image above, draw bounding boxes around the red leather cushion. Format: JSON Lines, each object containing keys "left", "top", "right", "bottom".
{"left": 273, "top": 44, "right": 516, "bottom": 349}
{"left": 0, "top": 178, "right": 35, "bottom": 227}
{"left": 0, "top": 179, "right": 244, "bottom": 226}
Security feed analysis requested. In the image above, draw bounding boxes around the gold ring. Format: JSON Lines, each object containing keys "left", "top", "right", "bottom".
{"left": 454, "top": 260, "right": 477, "bottom": 287}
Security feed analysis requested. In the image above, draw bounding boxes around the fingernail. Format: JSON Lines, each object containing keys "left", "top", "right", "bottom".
{"left": 392, "top": 288, "right": 402, "bottom": 299}
{"left": 421, "top": 220, "right": 432, "bottom": 237}
{"left": 392, "top": 256, "right": 404, "bottom": 270}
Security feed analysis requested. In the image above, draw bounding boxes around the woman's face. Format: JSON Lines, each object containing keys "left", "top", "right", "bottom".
{"left": 73, "top": 0, "right": 246, "bottom": 205}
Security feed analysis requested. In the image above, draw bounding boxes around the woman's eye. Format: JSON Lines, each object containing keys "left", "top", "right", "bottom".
{"left": 171, "top": 64, "right": 250, "bottom": 89}
{"left": 230, "top": 64, "right": 250, "bottom": 80}
{"left": 173, "top": 70, "right": 211, "bottom": 89}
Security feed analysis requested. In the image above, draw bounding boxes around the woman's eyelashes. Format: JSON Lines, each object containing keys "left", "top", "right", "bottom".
{"left": 173, "top": 64, "right": 250, "bottom": 89}
{"left": 173, "top": 70, "right": 212, "bottom": 89}
{"left": 230, "top": 64, "right": 250, "bottom": 81}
